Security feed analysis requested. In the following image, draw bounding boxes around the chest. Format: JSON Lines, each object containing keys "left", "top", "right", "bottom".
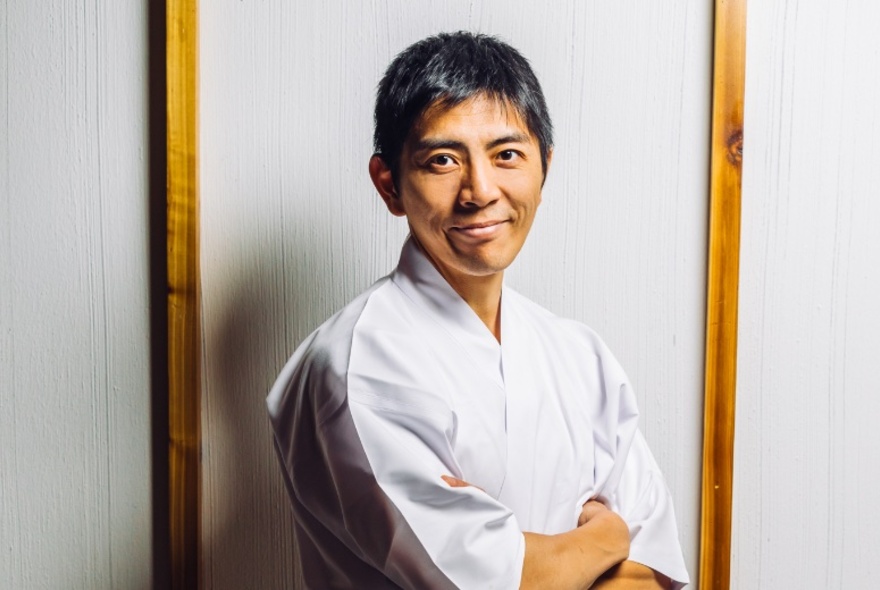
{"left": 441, "top": 326, "right": 603, "bottom": 533}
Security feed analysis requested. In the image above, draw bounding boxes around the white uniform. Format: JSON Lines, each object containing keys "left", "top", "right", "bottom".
{"left": 267, "top": 238, "right": 689, "bottom": 589}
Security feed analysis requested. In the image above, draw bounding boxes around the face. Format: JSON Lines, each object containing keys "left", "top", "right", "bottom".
{"left": 370, "top": 95, "right": 550, "bottom": 292}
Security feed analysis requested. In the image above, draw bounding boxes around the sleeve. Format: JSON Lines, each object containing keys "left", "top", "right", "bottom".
{"left": 347, "top": 384, "right": 526, "bottom": 590}
{"left": 577, "top": 327, "right": 690, "bottom": 588}
{"left": 609, "top": 428, "right": 690, "bottom": 588}
{"left": 269, "top": 342, "right": 526, "bottom": 590}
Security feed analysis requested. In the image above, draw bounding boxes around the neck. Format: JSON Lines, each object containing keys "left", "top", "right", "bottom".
{"left": 443, "top": 272, "right": 503, "bottom": 342}
{"left": 412, "top": 239, "right": 503, "bottom": 342}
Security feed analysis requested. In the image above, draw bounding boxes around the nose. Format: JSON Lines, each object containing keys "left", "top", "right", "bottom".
{"left": 458, "top": 159, "right": 501, "bottom": 209}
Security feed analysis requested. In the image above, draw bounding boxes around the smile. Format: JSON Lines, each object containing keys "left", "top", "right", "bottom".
{"left": 450, "top": 220, "right": 508, "bottom": 239}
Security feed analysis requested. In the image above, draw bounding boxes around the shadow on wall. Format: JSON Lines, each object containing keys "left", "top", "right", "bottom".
{"left": 202, "top": 209, "right": 340, "bottom": 589}
{"left": 147, "top": 2, "right": 170, "bottom": 587}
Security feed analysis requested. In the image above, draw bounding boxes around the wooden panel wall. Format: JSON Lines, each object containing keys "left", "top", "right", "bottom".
{"left": 199, "top": 1, "right": 713, "bottom": 587}
{"left": 0, "top": 1, "right": 153, "bottom": 588}
{"left": 732, "top": 1, "right": 880, "bottom": 587}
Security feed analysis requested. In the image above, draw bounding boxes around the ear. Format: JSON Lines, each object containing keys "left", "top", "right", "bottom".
{"left": 369, "top": 154, "right": 405, "bottom": 217}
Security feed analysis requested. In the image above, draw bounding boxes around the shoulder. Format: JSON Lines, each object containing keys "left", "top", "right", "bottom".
{"left": 266, "top": 276, "right": 395, "bottom": 424}
{"left": 503, "top": 286, "right": 613, "bottom": 357}
{"left": 502, "top": 286, "right": 635, "bottom": 399}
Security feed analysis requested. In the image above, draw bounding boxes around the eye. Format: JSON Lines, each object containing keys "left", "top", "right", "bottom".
{"left": 497, "top": 149, "right": 521, "bottom": 163}
{"left": 425, "top": 153, "right": 458, "bottom": 170}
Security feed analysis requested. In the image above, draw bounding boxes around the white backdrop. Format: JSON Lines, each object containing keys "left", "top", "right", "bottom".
{"left": 5, "top": 1, "right": 879, "bottom": 588}
{"left": 200, "top": 1, "right": 712, "bottom": 587}
{"left": 732, "top": 1, "right": 880, "bottom": 588}
{"left": 1, "top": 1, "right": 153, "bottom": 588}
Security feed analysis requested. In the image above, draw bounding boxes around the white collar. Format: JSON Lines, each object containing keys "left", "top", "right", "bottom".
{"left": 391, "top": 237, "right": 504, "bottom": 388}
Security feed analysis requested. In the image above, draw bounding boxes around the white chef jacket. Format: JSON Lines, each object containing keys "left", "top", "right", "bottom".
{"left": 267, "top": 237, "right": 689, "bottom": 589}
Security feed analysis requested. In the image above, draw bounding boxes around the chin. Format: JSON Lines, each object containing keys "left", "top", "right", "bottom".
{"left": 456, "top": 253, "right": 515, "bottom": 276}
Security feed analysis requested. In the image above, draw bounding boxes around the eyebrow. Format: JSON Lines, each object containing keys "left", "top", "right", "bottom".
{"left": 486, "top": 133, "right": 532, "bottom": 149}
{"left": 411, "top": 132, "right": 532, "bottom": 154}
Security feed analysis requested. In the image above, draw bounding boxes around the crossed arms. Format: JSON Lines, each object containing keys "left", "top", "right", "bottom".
{"left": 444, "top": 476, "right": 673, "bottom": 590}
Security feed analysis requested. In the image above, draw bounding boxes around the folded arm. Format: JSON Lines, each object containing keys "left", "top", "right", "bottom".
{"left": 591, "top": 560, "right": 673, "bottom": 589}
{"left": 445, "top": 477, "right": 630, "bottom": 589}
{"left": 521, "top": 500, "right": 630, "bottom": 590}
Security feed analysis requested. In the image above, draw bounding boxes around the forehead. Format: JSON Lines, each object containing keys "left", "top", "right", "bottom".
{"left": 407, "top": 94, "right": 535, "bottom": 145}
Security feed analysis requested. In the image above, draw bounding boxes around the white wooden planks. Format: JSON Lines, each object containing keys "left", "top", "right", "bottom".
{"left": 733, "top": 1, "right": 880, "bottom": 587}
{"left": 0, "top": 1, "right": 152, "bottom": 588}
{"left": 199, "top": 1, "right": 712, "bottom": 586}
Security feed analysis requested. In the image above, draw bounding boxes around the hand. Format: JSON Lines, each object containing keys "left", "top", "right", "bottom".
{"left": 578, "top": 499, "right": 613, "bottom": 527}
{"left": 578, "top": 500, "right": 630, "bottom": 558}
{"left": 521, "top": 500, "right": 630, "bottom": 589}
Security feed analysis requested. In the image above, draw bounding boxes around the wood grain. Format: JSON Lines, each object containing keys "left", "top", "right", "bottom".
{"left": 732, "top": 1, "right": 880, "bottom": 586}
{"left": 167, "top": 1, "right": 201, "bottom": 588}
{"left": 700, "top": 1, "right": 747, "bottom": 588}
{"left": 2, "top": 2, "right": 153, "bottom": 586}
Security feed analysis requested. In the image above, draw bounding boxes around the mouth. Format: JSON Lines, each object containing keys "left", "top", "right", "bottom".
{"left": 450, "top": 219, "right": 508, "bottom": 239}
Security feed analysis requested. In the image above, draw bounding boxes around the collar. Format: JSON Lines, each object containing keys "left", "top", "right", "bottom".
{"left": 391, "top": 237, "right": 504, "bottom": 387}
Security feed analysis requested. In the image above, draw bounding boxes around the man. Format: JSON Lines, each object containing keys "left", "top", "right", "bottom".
{"left": 267, "top": 31, "right": 689, "bottom": 589}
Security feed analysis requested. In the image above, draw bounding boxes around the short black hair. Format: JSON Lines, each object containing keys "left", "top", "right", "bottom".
{"left": 373, "top": 31, "right": 554, "bottom": 182}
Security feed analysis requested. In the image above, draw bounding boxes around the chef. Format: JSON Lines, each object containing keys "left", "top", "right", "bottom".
{"left": 268, "top": 31, "right": 689, "bottom": 589}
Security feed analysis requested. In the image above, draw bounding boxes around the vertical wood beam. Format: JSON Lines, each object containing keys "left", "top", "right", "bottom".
{"left": 167, "top": 1, "right": 200, "bottom": 587}
{"left": 700, "top": 1, "right": 747, "bottom": 588}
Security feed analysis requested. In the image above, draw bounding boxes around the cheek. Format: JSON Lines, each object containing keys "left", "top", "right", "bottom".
{"left": 405, "top": 181, "right": 458, "bottom": 217}
{"left": 400, "top": 196, "right": 446, "bottom": 234}
{"left": 508, "top": 184, "right": 543, "bottom": 213}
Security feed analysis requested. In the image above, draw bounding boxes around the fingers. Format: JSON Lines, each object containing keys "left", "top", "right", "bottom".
{"left": 441, "top": 475, "right": 485, "bottom": 492}
{"left": 578, "top": 499, "right": 610, "bottom": 527}
{"left": 441, "top": 475, "right": 471, "bottom": 488}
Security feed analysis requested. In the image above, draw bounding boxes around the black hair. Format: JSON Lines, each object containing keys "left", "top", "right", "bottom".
{"left": 373, "top": 31, "right": 554, "bottom": 182}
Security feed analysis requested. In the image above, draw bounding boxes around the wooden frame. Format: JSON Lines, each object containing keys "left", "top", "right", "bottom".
{"left": 167, "top": 0, "right": 200, "bottom": 588}
{"left": 164, "top": 2, "right": 747, "bottom": 588}
{"left": 700, "top": 1, "right": 747, "bottom": 588}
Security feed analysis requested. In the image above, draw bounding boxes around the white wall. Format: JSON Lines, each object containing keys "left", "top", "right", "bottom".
{"left": 0, "top": 2, "right": 153, "bottom": 588}
{"left": 732, "top": 1, "right": 880, "bottom": 588}
{"left": 6, "top": 2, "right": 877, "bottom": 587}
{"left": 200, "top": 1, "right": 712, "bottom": 587}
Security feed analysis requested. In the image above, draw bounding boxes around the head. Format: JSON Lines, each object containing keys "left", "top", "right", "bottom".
{"left": 369, "top": 32, "right": 554, "bottom": 301}
{"left": 373, "top": 31, "right": 554, "bottom": 185}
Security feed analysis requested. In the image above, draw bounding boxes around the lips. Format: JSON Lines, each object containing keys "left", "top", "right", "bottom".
{"left": 451, "top": 219, "right": 508, "bottom": 239}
